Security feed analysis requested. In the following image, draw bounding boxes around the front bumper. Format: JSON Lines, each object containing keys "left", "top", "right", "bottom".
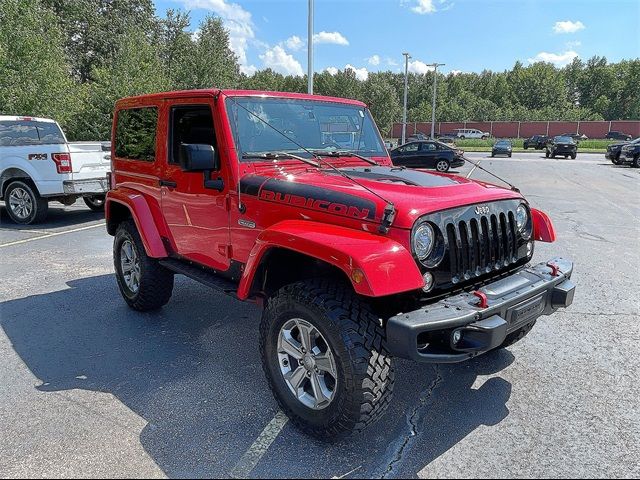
{"left": 386, "top": 257, "right": 575, "bottom": 363}
{"left": 62, "top": 178, "right": 108, "bottom": 195}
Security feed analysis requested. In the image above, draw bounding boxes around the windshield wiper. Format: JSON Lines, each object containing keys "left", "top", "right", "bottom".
{"left": 311, "top": 150, "right": 378, "bottom": 166}
{"left": 241, "top": 152, "right": 320, "bottom": 168}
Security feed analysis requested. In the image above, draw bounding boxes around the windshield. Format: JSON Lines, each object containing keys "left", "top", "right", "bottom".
{"left": 496, "top": 140, "right": 510, "bottom": 146}
{"left": 555, "top": 136, "right": 573, "bottom": 143}
{"left": 226, "top": 97, "right": 386, "bottom": 161}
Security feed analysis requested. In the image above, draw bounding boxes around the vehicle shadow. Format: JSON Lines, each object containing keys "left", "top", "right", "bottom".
{"left": 0, "top": 203, "right": 103, "bottom": 230}
{"left": 0, "top": 275, "right": 514, "bottom": 478}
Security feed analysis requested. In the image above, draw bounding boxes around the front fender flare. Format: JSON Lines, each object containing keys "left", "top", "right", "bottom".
{"left": 531, "top": 208, "right": 556, "bottom": 243}
{"left": 105, "top": 189, "right": 168, "bottom": 258}
{"left": 237, "top": 220, "right": 425, "bottom": 299}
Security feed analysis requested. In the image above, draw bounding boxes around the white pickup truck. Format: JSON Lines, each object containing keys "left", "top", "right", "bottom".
{"left": 0, "top": 115, "right": 110, "bottom": 224}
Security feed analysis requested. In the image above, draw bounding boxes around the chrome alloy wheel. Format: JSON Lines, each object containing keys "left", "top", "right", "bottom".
{"left": 277, "top": 318, "right": 338, "bottom": 410}
{"left": 120, "top": 240, "right": 141, "bottom": 293}
{"left": 436, "top": 160, "right": 449, "bottom": 172}
{"left": 8, "top": 187, "right": 33, "bottom": 219}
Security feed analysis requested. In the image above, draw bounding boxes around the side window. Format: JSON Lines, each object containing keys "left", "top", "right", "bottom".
{"left": 36, "top": 122, "right": 65, "bottom": 144}
{"left": 421, "top": 142, "right": 436, "bottom": 151}
{"left": 115, "top": 107, "right": 158, "bottom": 161}
{"left": 0, "top": 121, "right": 40, "bottom": 146}
{"left": 404, "top": 143, "right": 419, "bottom": 152}
{"left": 170, "top": 105, "right": 216, "bottom": 165}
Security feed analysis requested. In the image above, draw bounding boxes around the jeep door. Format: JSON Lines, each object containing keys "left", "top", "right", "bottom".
{"left": 160, "top": 98, "right": 231, "bottom": 271}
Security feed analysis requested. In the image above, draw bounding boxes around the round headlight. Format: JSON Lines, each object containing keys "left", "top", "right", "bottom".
{"left": 516, "top": 205, "right": 528, "bottom": 231}
{"left": 413, "top": 223, "right": 435, "bottom": 260}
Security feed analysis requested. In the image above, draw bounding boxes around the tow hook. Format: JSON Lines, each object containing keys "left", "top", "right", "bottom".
{"left": 472, "top": 290, "right": 488, "bottom": 309}
{"left": 547, "top": 262, "right": 561, "bottom": 277}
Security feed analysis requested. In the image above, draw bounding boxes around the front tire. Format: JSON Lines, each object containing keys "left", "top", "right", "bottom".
{"left": 545, "top": 149, "right": 550, "bottom": 158}
{"left": 633, "top": 155, "right": 640, "bottom": 168}
{"left": 435, "top": 159, "right": 450, "bottom": 172}
{"left": 260, "top": 278, "right": 395, "bottom": 439}
{"left": 4, "top": 180, "right": 48, "bottom": 225}
{"left": 571, "top": 153, "right": 577, "bottom": 160}
{"left": 612, "top": 152, "right": 621, "bottom": 165}
{"left": 114, "top": 220, "right": 174, "bottom": 311}
{"left": 83, "top": 195, "right": 105, "bottom": 211}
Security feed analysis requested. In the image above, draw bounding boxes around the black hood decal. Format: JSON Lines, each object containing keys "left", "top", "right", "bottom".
{"left": 336, "top": 166, "right": 461, "bottom": 187}
{"left": 240, "top": 175, "right": 377, "bottom": 220}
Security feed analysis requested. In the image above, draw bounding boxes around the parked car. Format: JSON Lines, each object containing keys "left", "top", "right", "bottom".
{"left": 523, "top": 135, "right": 549, "bottom": 150}
{"left": 407, "top": 133, "right": 429, "bottom": 142}
{"left": 452, "top": 128, "right": 490, "bottom": 140}
{"left": 560, "top": 133, "right": 588, "bottom": 144}
{"left": 0, "top": 115, "right": 110, "bottom": 224}
{"left": 546, "top": 136, "right": 577, "bottom": 159}
{"left": 605, "top": 139, "right": 633, "bottom": 164}
{"left": 491, "top": 139, "right": 512, "bottom": 157}
{"left": 605, "top": 131, "right": 632, "bottom": 141}
{"left": 390, "top": 140, "right": 465, "bottom": 172}
{"left": 619, "top": 138, "right": 640, "bottom": 167}
{"left": 105, "top": 89, "right": 575, "bottom": 438}
{"left": 437, "top": 136, "right": 456, "bottom": 146}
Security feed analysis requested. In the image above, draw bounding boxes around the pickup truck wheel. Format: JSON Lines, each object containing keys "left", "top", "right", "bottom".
{"left": 435, "top": 159, "right": 450, "bottom": 172}
{"left": 497, "top": 320, "right": 536, "bottom": 349}
{"left": 571, "top": 153, "right": 577, "bottom": 160}
{"left": 83, "top": 195, "right": 105, "bottom": 211}
{"left": 260, "top": 278, "right": 395, "bottom": 438}
{"left": 4, "top": 180, "right": 48, "bottom": 224}
{"left": 114, "top": 220, "right": 174, "bottom": 311}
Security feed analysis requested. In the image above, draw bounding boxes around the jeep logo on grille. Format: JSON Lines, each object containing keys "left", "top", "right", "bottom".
{"left": 475, "top": 205, "right": 490, "bottom": 215}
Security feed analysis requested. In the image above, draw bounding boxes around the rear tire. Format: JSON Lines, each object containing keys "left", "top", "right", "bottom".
{"left": 114, "top": 220, "right": 174, "bottom": 311}
{"left": 83, "top": 195, "right": 105, "bottom": 211}
{"left": 260, "top": 278, "right": 395, "bottom": 439}
{"left": 4, "top": 180, "right": 48, "bottom": 225}
{"left": 633, "top": 155, "right": 640, "bottom": 168}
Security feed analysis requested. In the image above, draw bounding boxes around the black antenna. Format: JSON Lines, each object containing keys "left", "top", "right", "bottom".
{"left": 463, "top": 155, "right": 520, "bottom": 192}
{"left": 219, "top": 91, "right": 397, "bottom": 232}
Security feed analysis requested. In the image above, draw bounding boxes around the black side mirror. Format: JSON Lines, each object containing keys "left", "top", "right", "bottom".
{"left": 179, "top": 143, "right": 218, "bottom": 172}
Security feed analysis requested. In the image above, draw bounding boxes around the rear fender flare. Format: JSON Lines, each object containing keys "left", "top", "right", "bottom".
{"left": 237, "top": 220, "right": 425, "bottom": 299}
{"left": 105, "top": 190, "right": 168, "bottom": 258}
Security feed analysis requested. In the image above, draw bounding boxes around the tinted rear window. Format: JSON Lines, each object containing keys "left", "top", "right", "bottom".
{"left": 0, "top": 121, "right": 65, "bottom": 146}
{"left": 114, "top": 107, "right": 158, "bottom": 161}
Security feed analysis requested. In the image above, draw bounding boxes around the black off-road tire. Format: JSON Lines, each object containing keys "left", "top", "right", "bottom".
{"left": 4, "top": 180, "right": 48, "bottom": 225}
{"left": 497, "top": 320, "right": 537, "bottom": 349}
{"left": 571, "top": 153, "right": 577, "bottom": 160}
{"left": 83, "top": 195, "right": 105, "bottom": 211}
{"left": 114, "top": 220, "right": 174, "bottom": 311}
{"left": 260, "top": 278, "right": 395, "bottom": 439}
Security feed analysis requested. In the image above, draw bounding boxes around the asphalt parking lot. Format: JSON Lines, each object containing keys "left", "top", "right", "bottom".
{"left": 1, "top": 151, "right": 639, "bottom": 479}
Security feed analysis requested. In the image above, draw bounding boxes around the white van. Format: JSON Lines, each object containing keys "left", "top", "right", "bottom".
{"left": 0, "top": 116, "right": 110, "bottom": 224}
{"left": 453, "top": 128, "right": 490, "bottom": 139}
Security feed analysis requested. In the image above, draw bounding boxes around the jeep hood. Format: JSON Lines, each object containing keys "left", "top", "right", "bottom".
{"left": 244, "top": 164, "right": 523, "bottom": 230}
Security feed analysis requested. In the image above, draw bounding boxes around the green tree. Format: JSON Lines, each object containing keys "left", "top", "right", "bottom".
{"left": 362, "top": 74, "right": 401, "bottom": 134}
{"left": 0, "top": 0, "right": 78, "bottom": 127}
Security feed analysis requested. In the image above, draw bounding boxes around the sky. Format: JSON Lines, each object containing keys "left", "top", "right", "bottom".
{"left": 153, "top": 0, "right": 640, "bottom": 79}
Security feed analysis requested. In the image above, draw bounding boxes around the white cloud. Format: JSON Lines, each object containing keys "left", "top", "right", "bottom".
{"left": 553, "top": 20, "right": 585, "bottom": 34}
{"left": 285, "top": 35, "right": 304, "bottom": 51}
{"left": 386, "top": 57, "right": 399, "bottom": 67}
{"left": 403, "top": 0, "right": 452, "bottom": 14}
{"left": 260, "top": 45, "right": 304, "bottom": 76}
{"left": 313, "top": 31, "right": 349, "bottom": 45}
{"left": 183, "top": 0, "right": 255, "bottom": 70}
{"left": 241, "top": 64, "right": 257, "bottom": 76}
{"left": 565, "top": 40, "right": 582, "bottom": 49}
{"left": 528, "top": 50, "right": 579, "bottom": 67}
{"left": 345, "top": 64, "right": 369, "bottom": 81}
{"left": 367, "top": 55, "right": 381, "bottom": 66}
{"left": 450, "top": 69, "right": 463, "bottom": 76}
{"left": 408, "top": 60, "right": 435, "bottom": 74}
{"left": 325, "top": 67, "right": 339, "bottom": 75}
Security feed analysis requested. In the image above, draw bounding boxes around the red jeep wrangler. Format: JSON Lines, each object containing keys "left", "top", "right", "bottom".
{"left": 106, "top": 89, "right": 575, "bottom": 438}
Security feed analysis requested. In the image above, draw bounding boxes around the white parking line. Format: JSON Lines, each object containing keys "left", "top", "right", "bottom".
{"left": 0, "top": 222, "right": 105, "bottom": 248}
{"left": 229, "top": 410, "right": 289, "bottom": 479}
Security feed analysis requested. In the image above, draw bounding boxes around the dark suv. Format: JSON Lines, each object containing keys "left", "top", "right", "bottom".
{"left": 546, "top": 136, "right": 577, "bottom": 159}
{"left": 390, "top": 140, "right": 465, "bottom": 172}
{"left": 523, "top": 135, "right": 549, "bottom": 150}
{"left": 605, "top": 131, "right": 632, "bottom": 141}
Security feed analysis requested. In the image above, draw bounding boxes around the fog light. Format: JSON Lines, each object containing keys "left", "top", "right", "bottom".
{"left": 452, "top": 330, "right": 462, "bottom": 344}
{"left": 422, "top": 272, "right": 434, "bottom": 292}
{"left": 527, "top": 241, "right": 534, "bottom": 257}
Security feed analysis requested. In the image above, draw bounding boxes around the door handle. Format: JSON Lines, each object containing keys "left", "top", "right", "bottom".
{"left": 159, "top": 179, "right": 177, "bottom": 188}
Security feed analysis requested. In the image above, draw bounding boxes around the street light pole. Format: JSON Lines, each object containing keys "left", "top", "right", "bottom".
{"left": 308, "top": 0, "right": 314, "bottom": 94}
{"left": 402, "top": 52, "right": 411, "bottom": 145}
{"left": 429, "top": 63, "right": 445, "bottom": 139}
